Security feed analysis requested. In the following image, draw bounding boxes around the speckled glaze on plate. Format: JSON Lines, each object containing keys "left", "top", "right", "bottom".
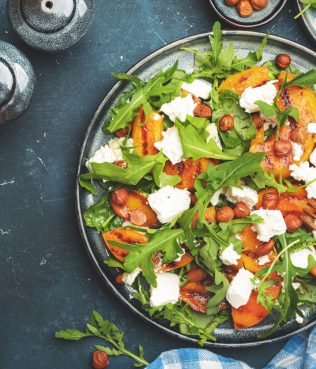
{"left": 209, "top": 0, "right": 287, "bottom": 28}
{"left": 76, "top": 31, "right": 316, "bottom": 347}
{"left": 296, "top": 0, "right": 316, "bottom": 43}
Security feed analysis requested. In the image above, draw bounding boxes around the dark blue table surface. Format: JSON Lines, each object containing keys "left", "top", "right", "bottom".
{"left": 0, "top": 1, "right": 315, "bottom": 368}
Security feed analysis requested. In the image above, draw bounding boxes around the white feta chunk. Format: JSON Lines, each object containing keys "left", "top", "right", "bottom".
{"left": 226, "top": 268, "right": 254, "bottom": 309}
{"left": 262, "top": 115, "right": 277, "bottom": 131}
{"left": 296, "top": 313, "right": 304, "bottom": 324}
{"left": 290, "top": 162, "right": 316, "bottom": 199}
{"left": 210, "top": 188, "right": 225, "bottom": 206}
{"left": 239, "top": 81, "right": 278, "bottom": 114}
{"left": 257, "top": 255, "right": 270, "bottom": 266}
{"left": 121, "top": 268, "right": 141, "bottom": 286}
{"left": 181, "top": 79, "right": 213, "bottom": 100}
{"left": 291, "top": 141, "right": 304, "bottom": 161}
{"left": 290, "top": 247, "right": 316, "bottom": 269}
{"left": 250, "top": 209, "right": 287, "bottom": 242}
{"left": 225, "top": 186, "right": 258, "bottom": 209}
{"left": 307, "top": 123, "right": 316, "bottom": 134}
{"left": 220, "top": 244, "right": 240, "bottom": 266}
{"left": 310, "top": 148, "right": 316, "bottom": 167}
{"left": 148, "top": 186, "right": 191, "bottom": 224}
{"left": 174, "top": 248, "right": 185, "bottom": 262}
{"left": 205, "top": 123, "right": 222, "bottom": 150}
{"left": 149, "top": 272, "right": 180, "bottom": 307}
{"left": 154, "top": 126, "right": 184, "bottom": 165}
{"left": 160, "top": 95, "right": 197, "bottom": 122}
{"left": 86, "top": 137, "right": 133, "bottom": 172}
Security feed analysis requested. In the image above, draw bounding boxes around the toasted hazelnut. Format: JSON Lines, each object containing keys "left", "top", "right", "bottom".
{"left": 115, "top": 272, "right": 124, "bottom": 285}
{"left": 193, "top": 104, "right": 212, "bottom": 118}
{"left": 250, "top": 0, "right": 268, "bottom": 10}
{"left": 216, "top": 206, "right": 235, "bottom": 223}
{"left": 115, "top": 160, "right": 128, "bottom": 168}
{"left": 92, "top": 350, "right": 109, "bottom": 369}
{"left": 275, "top": 54, "right": 291, "bottom": 69}
{"left": 252, "top": 112, "right": 264, "bottom": 129}
{"left": 273, "top": 139, "right": 292, "bottom": 157}
{"left": 187, "top": 267, "right": 207, "bottom": 282}
{"left": 130, "top": 209, "right": 147, "bottom": 226}
{"left": 290, "top": 127, "right": 308, "bottom": 144}
{"left": 237, "top": 0, "right": 254, "bottom": 17}
{"left": 111, "top": 188, "right": 128, "bottom": 206}
{"left": 284, "top": 214, "right": 302, "bottom": 233}
{"left": 262, "top": 192, "right": 279, "bottom": 210}
{"left": 234, "top": 202, "right": 250, "bottom": 218}
{"left": 219, "top": 114, "right": 234, "bottom": 132}
{"left": 225, "top": 0, "right": 240, "bottom": 5}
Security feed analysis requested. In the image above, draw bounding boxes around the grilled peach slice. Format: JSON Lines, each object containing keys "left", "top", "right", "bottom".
{"left": 110, "top": 189, "right": 160, "bottom": 228}
{"left": 102, "top": 228, "right": 148, "bottom": 262}
{"left": 219, "top": 66, "right": 269, "bottom": 95}
{"left": 154, "top": 252, "right": 194, "bottom": 273}
{"left": 241, "top": 252, "right": 277, "bottom": 274}
{"left": 192, "top": 206, "right": 216, "bottom": 228}
{"left": 277, "top": 72, "right": 316, "bottom": 128}
{"left": 164, "top": 158, "right": 215, "bottom": 191}
{"left": 132, "top": 107, "right": 163, "bottom": 156}
{"left": 250, "top": 126, "right": 292, "bottom": 178}
{"left": 239, "top": 225, "right": 262, "bottom": 252}
{"left": 232, "top": 284, "right": 280, "bottom": 329}
{"left": 180, "top": 282, "right": 211, "bottom": 313}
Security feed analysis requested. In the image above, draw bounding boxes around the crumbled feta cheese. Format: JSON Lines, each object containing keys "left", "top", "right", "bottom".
{"left": 160, "top": 95, "right": 197, "bottom": 122}
{"left": 290, "top": 247, "right": 316, "bottom": 269}
{"left": 291, "top": 141, "right": 304, "bottom": 161}
{"left": 225, "top": 186, "right": 258, "bottom": 209}
{"left": 307, "top": 123, "right": 316, "bottom": 134}
{"left": 310, "top": 148, "right": 316, "bottom": 167}
{"left": 250, "top": 209, "right": 287, "bottom": 242}
{"left": 226, "top": 268, "right": 254, "bottom": 309}
{"left": 292, "top": 282, "right": 301, "bottom": 290}
{"left": 239, "top": 81, "right": 278, "bottom": 114}
{"left": 174, "top": 248, "right": 185, "bottom": 262}
{"left": 181, "top": 79, "right": 213, "bottom": 100}
{"left": 121, "top": 268, "right": 141, "bottom": 286}
{"left": 220, "top": 244, "right": 240, "bottom": 266}
{"left": 86, "top": 137, "right": 133, "bottom": 171}
{"left": 205, "top": 123, "right": 222, "bottom": 149}
{"left": 153, "top": 113, "right": 162, "bottom": 121}
{"left": 149, "top": 272, "right": 180, "bottom": 307}
{"left": 290, "top": 162, "right": 316, "bottom": 199}
{"left": 154, "top": 126, "right": 184, "bottom": 165}
{"left": 148, "top": 186, "right": 191, "bottom": 223}
{"left": 210, "top": 188, "right": 225, "bottom": 206}
{"left": 296, "top": 313, "right": 304, "bottom": 324}
{"left": 262, "top": 115, "right": 277, "bottom": 131}
{"left": 257, "top": 255, "right": 270, "bottom": 266}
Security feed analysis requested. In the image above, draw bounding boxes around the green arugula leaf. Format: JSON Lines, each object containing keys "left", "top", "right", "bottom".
{"left": 112, "top": 72, "right": 142, "bottom": 86}
{"left": 109, "top": 229, "right": 184, "bottom": 286}
{"left": 55, "top": 310, "right": 149, "bottom": 367}
{"left": 152, "top": 155, "right": 181, "bottom": 187}
{"left": 177, "top": 124, "right": 237, "bottom": 161}
{"left": 295, "top": 0, "right": 316, "bottom": 18}
{"left": 284, "top": 69, "right": 316, "bottom": 88}
{"left": 209, "top": 21, "right": 223, "bottom": 65}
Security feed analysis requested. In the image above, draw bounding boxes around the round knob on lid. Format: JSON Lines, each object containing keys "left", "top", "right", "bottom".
{"left": 0, "top": 61, "right": 14, "bottom": 107}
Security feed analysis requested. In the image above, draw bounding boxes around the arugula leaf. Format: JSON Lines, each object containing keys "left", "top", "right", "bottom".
{"left": 55, "top": 310, "right": 149, "bottom": 367}
{"left": 152, "top": 155, "right": 181, "bottom": 187}
{"left": 83, "top": 192, "right": 122, "bottom": 232}
{"left": 295, "top": 0, "right": 316, "bottom": 19}
{"left": 209, "top": 21, "right": 222, "bottom": 65}
{"left": 80, "top": 150, "right": 162, "bottom": 186}
{"left": 251, "top": 171, "right": 288, "bottom": 192}
{"left": 105, "top": 62, "right": 183, "bottom": 132}
{"left": 79, "top": 175, "right": 97, "bottom": 195}
{"left": 112, "top": 72, "right": 141, "bottom": 86}
{"left": 177, "top": 124, "right": 237, "bottom": 161}
{"left": 109, "top": 229, "right": 184, "bottom": 286}
{"left": 284, "top": 69, "right": 316, "bottom": 88}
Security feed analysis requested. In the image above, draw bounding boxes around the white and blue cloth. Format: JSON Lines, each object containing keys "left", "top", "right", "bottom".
{"left": 147, "top": 326, "right": 316, "bottom": 369}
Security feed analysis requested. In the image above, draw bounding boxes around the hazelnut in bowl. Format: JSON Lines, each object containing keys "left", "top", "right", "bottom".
{"left": 209, "top": 0, "right": 287, "bottom": 28}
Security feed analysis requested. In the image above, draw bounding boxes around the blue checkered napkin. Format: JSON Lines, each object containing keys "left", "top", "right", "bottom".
{"left": 147, "top": 326, "right": 316, "bottom": 369}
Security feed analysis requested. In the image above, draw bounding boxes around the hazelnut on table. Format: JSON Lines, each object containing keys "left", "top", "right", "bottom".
{"left": 237, "top": 0, "right": 254, "bottom": 17}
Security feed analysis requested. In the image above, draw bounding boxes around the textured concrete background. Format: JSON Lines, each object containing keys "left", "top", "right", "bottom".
{"left": 0, "top": 1, "right": 315, "bottom": 368}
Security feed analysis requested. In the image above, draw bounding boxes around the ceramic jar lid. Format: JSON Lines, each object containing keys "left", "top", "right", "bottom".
{"left": 7, "top": 0, "right": 94, "bottom": 52}
{"left": 0, "top": 41, "right": 35, "bottom": 124}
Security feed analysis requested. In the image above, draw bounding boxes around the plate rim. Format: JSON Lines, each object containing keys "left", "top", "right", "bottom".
{"left": 208, "top": 0, "right": 288, "bottom": 29}
{"left": 76, "top": 30, "right": 316, "bottom": 348}
{"left": 295, "top": 0, "right": 316, "bottom": 43}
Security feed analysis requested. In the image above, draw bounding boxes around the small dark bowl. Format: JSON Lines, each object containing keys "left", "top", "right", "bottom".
{"left": 209, "top": 0, "right": 287, "bottom": 28}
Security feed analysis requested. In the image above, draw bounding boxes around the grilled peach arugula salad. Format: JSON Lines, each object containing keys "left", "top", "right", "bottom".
{"left": 80, "top": 23, "right": 316, "bottom": 343}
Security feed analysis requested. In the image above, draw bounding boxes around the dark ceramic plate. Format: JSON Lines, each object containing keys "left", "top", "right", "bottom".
{"left": 76, "top": 31, "right": 316, "bottom": 347}
{"left": 296, "top": 0, "right": 316, "bottom": 43}
{"left": 209, "top": 0, "right": 287, "bottom": 28}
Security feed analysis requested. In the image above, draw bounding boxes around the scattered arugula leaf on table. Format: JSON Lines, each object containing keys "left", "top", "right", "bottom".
{"left": 55, "top": 310, "right": 149, "bottom": 367}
